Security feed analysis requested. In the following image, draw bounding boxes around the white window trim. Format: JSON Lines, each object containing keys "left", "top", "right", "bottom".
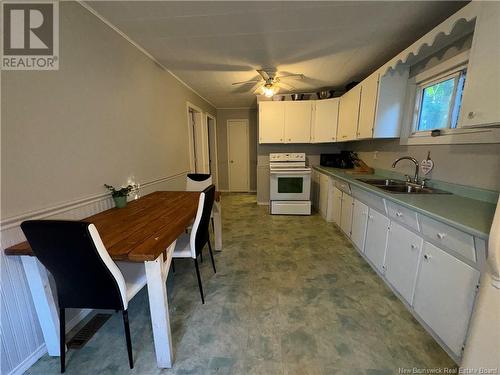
{"left": 398, "top": 50, "right": 500, "bottom": 145}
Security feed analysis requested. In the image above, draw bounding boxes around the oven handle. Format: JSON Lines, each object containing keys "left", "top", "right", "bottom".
{"left": 270, "top": 170, "right": 311, "bottom": 175}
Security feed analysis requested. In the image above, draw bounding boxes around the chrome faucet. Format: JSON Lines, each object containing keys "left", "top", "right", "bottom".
{"left": 392, "top": 156, "right": 420, "bottom": 184}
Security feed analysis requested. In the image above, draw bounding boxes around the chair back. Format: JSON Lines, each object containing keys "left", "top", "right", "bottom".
{"left": 21, "top": 220, "right": 127, "bottom": 310}
{"left": 190, "top": 185, "right": 216, "bottom": 257}
{"left": 186, "top": 173, "right": 212, "bottom": 191}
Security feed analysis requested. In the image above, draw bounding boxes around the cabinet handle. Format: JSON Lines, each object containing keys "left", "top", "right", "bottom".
{"left": 410, "top": 244, "right": 417, "bottom": 250}
{"left": 342, "top": 135, "right": 347, "bottom": 138}
{"left": 288, "top": 138, "right": 291, "bottom": 141}
{"left": 280, "top": 138, "right": 283, "bottom": 141}
{"left": 396, "top": 212, "right": 403, "bottom": 217}
{"left": 468, "top": 111, "right": 475, "bottom": 119}
{"left": 423, "top": 254, "right": 431, "bottom": 261}
{"left": 368, "top": 215, "right": 373, "bottom": 220}
{"left": 436, "top": 233, "right": 446, "bottom": 240}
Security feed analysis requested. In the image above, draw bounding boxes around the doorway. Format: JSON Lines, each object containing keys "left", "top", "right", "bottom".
{"left": 227, "top": 119, "right": 249, "bottom": 192}
{"left": 206, "top": 114, "right": 219, "bottom": 188}
{"left": 187, "top": 103, "right": 209, "bottom": 173}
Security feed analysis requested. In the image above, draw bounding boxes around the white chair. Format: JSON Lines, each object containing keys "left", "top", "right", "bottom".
{"left": 173, "top": 185, "right": 216, "bottom": 304}
{"left": 186, "top": 173, "right": 212, "bottom": 191}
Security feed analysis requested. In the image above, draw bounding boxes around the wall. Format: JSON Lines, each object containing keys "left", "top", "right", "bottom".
{"left": 347, "top": 139, "right": 500, "bottom": 191}
{"left": 0, "top": 2, "right": 215, "bottom": 374}
{"left": 215, "top": 108, "right": 257, "bottom": 191}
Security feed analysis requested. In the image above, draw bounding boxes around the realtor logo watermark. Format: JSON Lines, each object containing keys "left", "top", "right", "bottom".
{"left": 2, "top": 1, "right": 59, "bottom": 70}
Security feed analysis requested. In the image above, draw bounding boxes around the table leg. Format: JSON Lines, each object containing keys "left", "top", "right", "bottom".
{"left": 21, "top": 256, "right": 63, "bottom": 356}
{"left": 213, "top": 201, "right": 222, "bottom": 251}
{"left": 144, "top": 242, "right": 175, "bottom": 368}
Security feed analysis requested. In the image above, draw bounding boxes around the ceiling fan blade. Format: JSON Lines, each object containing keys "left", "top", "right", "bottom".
{"left": 276, "top": 73, "right": 304, "bottom": 80}
{"left": 277, "top": 81, "right": 296, "bottom": 91}
{"left": 257, "top": 69, "right": 271, "bottom": 80}
{"left": 231, "top": 79, "right": 262, "bottom": 85}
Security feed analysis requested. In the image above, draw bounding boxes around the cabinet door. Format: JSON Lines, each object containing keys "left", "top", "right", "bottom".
{"left": 311, "top": 170, "right": 320, "bottom": 211}
{"left": 385, "top": 221, "right": 423, "bottom": 304}
{"left": 364, "top": 209, "right": 389, "bottom": 273}
{"left": 459, "top": 3, "right": 500, "bottom": 127}
{"left": 351, "top": 199, "right": 368, "bottom": 252}
{"left": 340, "top": 193, "right": 353, "bottom": 237}
{"left": 332, "top": 187, "right": 342, "bottom": 225}
{"left": 259, "top": 102, "right": 285, "bottom": 143}
{"left": 337, "top": 85, "right": 361, "bottom": 141}
{"left": 357, "top": 72, "right": 379, "bottom": 139}
{"left": 413, "top": 242, "right": 480, "bottom": 357}
{"left": 284, "top": 101, "right": 312, "bottom": 143}
{"left": 312, "top": 99, "right": 339, "bottom": 143}
{"left": 318, "top": 173, "right": 329, "bottom": 219}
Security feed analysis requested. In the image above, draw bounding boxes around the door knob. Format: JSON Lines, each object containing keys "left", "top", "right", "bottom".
{"left": 230, "top": 160, "right": 234, "bottom": 163}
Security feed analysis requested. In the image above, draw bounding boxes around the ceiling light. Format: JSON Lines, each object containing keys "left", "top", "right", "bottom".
{"left": 262, "top": 84, "right": 278, "bottom": 98}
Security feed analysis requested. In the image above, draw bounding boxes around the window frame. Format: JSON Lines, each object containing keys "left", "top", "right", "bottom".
{"left": 412, "top": 66, "right": 467, "bottom": 136}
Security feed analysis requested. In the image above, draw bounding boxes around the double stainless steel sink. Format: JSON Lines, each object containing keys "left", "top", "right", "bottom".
{"left": 357, "top": 178, "right": 451, "bottom": 194}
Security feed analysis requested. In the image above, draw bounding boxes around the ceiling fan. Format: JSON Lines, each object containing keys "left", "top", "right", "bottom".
{"left": 232, "top": 70, "right": 304, "bottom": 97}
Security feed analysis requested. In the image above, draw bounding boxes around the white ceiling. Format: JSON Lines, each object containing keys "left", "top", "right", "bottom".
{"left": 87, "top": 1, "right": 467, "bottom": 108}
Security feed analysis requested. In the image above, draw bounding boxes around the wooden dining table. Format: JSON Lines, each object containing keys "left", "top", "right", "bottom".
{"left": 4, "top": 190, "right": 222, "bottom": 369}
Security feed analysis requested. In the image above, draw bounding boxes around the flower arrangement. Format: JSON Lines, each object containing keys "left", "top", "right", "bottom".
{"left": 104, "top": 184, "right": 136, "bottom": 197}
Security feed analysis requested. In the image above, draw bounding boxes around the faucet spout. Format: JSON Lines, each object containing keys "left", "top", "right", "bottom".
{"left": 392, "top": 156, "right": 420, "bottom": 184}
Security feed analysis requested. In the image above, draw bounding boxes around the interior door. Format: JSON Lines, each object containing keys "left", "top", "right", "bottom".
{"left": 284, "top": 101, "right": 312, "bottom": 143}
{"left": 259, "top": 102, "right": 285, "bottom": 143}
{"left": 364, "top": 208, "right": 389, "bottom": 273}
{"left": 385, "top": 221, "right": 423, "bottom": 304}
{"left": 227, "top": 120, "right": 249, "bottom": 192}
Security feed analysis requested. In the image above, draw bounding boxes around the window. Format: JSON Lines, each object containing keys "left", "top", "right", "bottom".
{"left": 414, "top": 69, "right": 467, "bottom": 132}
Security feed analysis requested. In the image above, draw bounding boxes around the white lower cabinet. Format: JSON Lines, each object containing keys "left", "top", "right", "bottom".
{"left": 385, "top": 221, "right": 423, "bottom": 304}
{"left": 364, "top": 208, "right": 390, "bottom": 273}
{"left": 413, "top": 242, "right": 480, "bottom": 357}
{"left": 318, "top": 173, "right": 330, "bottom": 219}
{"left": 351, "top": 199, "right": 368, "bottom": 251}
{"left": 332, "top": 186, "right": 342, "bottom": 225}
{"left": 340, "top": 193, "right": 353, "bottom": 237}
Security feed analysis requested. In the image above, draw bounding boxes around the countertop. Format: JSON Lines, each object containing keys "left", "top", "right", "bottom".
{"left": 313, "top": 165, "right": 497, "bottom": 239}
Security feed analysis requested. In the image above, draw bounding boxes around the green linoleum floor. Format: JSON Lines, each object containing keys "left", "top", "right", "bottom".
{"left": 27, "top": 193, "right": 456, "bottom": 375}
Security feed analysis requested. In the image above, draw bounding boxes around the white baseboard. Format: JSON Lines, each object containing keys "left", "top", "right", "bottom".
{"left": 257, "top": 201, "right": 270, "bottom": 206}
{"left": 8, "top": 344, "right": 46, "bottom": 375}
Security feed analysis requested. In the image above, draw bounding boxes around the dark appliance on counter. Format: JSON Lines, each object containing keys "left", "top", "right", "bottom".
{"left": 320, "top": 151, "right": 355, "bottom": 169}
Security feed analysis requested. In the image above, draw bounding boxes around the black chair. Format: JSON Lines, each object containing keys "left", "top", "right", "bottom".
{"left": 21, "top": 220, "right": 134, "bottom": 373}
{"left": 173, "top": 184, "right": 216, "bottom": 304}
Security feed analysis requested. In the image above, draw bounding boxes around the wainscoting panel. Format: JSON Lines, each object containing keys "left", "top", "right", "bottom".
{"left": 0, "top": 172, "right": 188, "bottom": 375}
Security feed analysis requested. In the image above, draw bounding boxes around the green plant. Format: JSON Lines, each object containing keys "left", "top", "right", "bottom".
{"left": 104, "top": 184, "right": 135, "bottom": 198}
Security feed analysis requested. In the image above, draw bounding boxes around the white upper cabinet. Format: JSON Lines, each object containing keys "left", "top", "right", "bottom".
{"left": 258, "top": 101, "right": 311, "bottom": 143}
{"left": 459, "top": 2, "right": 500, "bottom": 128}
{"left": 312, "top": 98, "right": 339, "bottom": 143}
{"left": 337, "top": 85, "right": 361, "bottom": 141}
{"left": 259, "top": 102, "right": 285, "bottom": 143}
{"left": 284, "top": 101, "right": 312, "bottom": 143}
{"left": 357, "top": 72, "right": 379, "bottom": 139}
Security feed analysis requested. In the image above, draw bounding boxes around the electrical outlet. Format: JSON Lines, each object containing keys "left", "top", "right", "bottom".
{"left": 373, "top": 151, "right": 378, "bottom": 160}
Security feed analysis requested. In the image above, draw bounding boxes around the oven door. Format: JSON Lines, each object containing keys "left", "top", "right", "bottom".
{"left": 270, "top": 170, "right": 311, "bottom": 201}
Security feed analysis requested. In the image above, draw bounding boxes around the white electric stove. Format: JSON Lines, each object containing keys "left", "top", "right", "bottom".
{"left": 269, "top": 153, "right": 311, "bottom": 215}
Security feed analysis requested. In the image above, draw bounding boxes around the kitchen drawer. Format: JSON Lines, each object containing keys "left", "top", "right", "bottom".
{"left": 386, "top": 201, "right": 419, "bottom": 232}
{"left": 334, "top": 179, "right": 351, "bottom": 194}
{"left": 420, "top": 215, "right": 476, "bottom": 263}
{"left": 351, "top": 186, "right": 386, "bottom": 214}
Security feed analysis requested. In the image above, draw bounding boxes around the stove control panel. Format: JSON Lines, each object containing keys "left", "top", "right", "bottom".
{"left": 269, "top": 153, "right": 306, "bottom": 162}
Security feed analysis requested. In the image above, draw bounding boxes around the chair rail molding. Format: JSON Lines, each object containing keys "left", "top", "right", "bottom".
{"left": 0, "top": 170, "right": 188, "bottom": 375}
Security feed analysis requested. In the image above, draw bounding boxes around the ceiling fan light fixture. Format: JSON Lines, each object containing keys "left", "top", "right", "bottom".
{"left": 262, "top": 83, "right": 278, "bottom": 98}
